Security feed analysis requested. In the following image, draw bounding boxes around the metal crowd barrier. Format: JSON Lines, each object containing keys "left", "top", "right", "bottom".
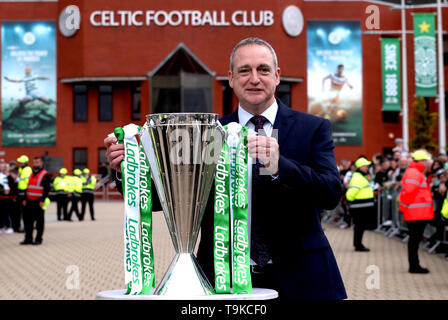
{"left": 93, "top": 176, "right": 121, "bottom": 200}
{"left": 375, "top": 187, "right": 448, "bottom": 252}
{"left": 321, "top": 184, "right": 448, "bottom": 258}
{"left": 375, "top": 189, "right": 397, "bottom": 232}
{"left": 375, "top": 188, "right": 410, "bottom": 241}
{"left": 322, "top": 199, "right": 344, "bottom": 224}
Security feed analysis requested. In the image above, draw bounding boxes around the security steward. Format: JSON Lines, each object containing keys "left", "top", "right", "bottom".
{"left": 20, "top": 156, "right": 51, "bottom": 245}
{"left": 67, "top": 169, "right": 83, "bottom": 221}
{"left": 81, "top": 168, "right": 96, "bottom": 221}
{"left": 16, "top": 155, "right": 32, "bottom": 232}
{"left": 53, "top": 168, "right": 69, "bottom": 221}
{"left": 399, "top": 149, "right": 434, "bottom": 274}
{"left": 346, "top": 157, "right": 376, "bottom": 252}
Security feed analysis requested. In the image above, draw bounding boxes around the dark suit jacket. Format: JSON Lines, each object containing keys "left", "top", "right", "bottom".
{"left": 197, "top": 99, "right": 347, "bottom": 300}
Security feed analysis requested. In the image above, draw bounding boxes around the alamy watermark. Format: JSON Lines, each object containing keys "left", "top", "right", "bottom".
{"left": 65, "top": 265, "right": 80, "bottom": 290}
{"left": 365, "top": 265, "right": 380, "bottom": 290}
{"left": 64, "top": 5, "right": 81, "bottom": 31}
{"left": 365, "top": 5, "right": 380, "bottom": 30}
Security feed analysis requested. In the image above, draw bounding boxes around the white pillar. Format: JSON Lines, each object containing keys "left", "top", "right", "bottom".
{"left": 401, "top": 0, "right": 409, "bottom": 152}
{"left": 437, "top": 0, "right": 446, "bottom": 154}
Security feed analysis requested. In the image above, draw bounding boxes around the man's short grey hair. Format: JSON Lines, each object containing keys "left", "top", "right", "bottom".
{"left": 229, "top": 37, "right": 278, "bottom": 72}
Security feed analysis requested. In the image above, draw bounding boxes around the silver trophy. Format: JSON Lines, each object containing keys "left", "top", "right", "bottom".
{"left": 139, "top": 113, "right": 225, "bottom": 297}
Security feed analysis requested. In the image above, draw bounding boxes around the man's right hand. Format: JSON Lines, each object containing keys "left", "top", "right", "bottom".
{"left": 104, "top": 135, "right": 124, "bottom": 172}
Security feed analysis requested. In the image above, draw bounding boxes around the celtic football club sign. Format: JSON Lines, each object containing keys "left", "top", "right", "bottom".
{"left": 413, "top": 13, "right": 437, "bottom": 97}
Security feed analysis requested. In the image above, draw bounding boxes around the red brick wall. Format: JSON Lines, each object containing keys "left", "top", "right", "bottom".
{"left": 1, "top": 0, "right": 447, "bottom": 170}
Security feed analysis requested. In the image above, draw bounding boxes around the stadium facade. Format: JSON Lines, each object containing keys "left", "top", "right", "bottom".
{"left": 0, "top": 0, "right": 447, "bottom": 172}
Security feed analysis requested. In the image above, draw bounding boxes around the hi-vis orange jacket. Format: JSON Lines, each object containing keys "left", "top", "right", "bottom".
{"left": 26, "top": 169, "right": 49, "bottom": 201}
{"left": 399, "top": 161, "right": 434, "bottom": 221}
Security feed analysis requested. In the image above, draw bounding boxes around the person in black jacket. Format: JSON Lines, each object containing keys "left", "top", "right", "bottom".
{"left": 20, "top": 157, "right": 51, "bottom": 245}
{"left": 8, "top": 168, "right": 20, "bottom": 232}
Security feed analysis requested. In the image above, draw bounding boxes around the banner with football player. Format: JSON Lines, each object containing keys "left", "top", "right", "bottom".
{"left": 307, "top": 21, "right": 363, "bottom": 146}
{"left": 1, "top": 21, "right": 57, "bottom": 146}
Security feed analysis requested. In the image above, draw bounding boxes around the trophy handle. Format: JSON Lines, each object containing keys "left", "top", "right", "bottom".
{"left": 216, "top": 120, "right": 227, "bottom": 144}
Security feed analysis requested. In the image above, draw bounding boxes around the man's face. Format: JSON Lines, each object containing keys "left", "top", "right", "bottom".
{"left": 421, "top": 159, "right": 432, "bottom": 171}
{"left": 343, "top": 161, "right": 351, "bottom": 170}
{"left": 398, "top": 157, "right": 408, "bottom": 168}
{"left": 229, "top": 44, "right": 280, "bottom": 114}
{"left": 32, "top": 158, "right": 43, "bottom": 170}
{"left": 337, "top": 66, "right": 344, "bottom": 75}
{"left": 359, "top": 166, "right": 369, "bottom": 174}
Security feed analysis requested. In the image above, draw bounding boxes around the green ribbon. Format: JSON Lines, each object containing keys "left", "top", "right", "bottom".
{"left": 138, "top": 143, "right": 155, "bottom": 294}
{"left": 114, "top": 125, "right": 155, "bottom": 295}
{"left": 213, "top": 124, "right": 252, "bottom": 294}
{"left": 214, "top": 137, "right": 231, "bottom": 293}
{"left": 230, "top": 125, "right": 252, "bottom": 294}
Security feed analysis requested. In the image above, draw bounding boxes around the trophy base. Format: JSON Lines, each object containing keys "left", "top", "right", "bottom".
{"left": 154, "top": 253, "right": 214, "bottom": 297}
{"left": 96, "top": 288, "right": 278, "bottom": 300}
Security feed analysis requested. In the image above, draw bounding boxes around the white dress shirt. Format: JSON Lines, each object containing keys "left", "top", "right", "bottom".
{"left": 234, "top": 100, "right": 278, "bottom": 265}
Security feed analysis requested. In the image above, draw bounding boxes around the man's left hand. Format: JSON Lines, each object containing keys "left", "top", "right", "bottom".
{"left": 247, "top": 135, "right": 279, "bottom": 175}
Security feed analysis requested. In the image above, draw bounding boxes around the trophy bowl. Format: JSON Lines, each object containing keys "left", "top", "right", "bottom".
{"left": 139, "top": 113, "right": 225, "bottom": 297}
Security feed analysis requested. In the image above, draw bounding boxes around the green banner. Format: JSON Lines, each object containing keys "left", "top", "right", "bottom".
{"left": 1, "top": 21, "right": 57, "bottom": 146}
{"left": 413, "top": 13, "right": 437, "bottom": 97}
{"left": 381, "top": 38, "right": 401, "bottom": 111}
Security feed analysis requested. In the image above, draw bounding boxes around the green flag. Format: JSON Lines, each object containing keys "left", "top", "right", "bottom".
{"left": 413, "top": 13, "right": 437, "bottom": 97}
{"left": 381, "top": 38, "right": 401, "bottom": 111}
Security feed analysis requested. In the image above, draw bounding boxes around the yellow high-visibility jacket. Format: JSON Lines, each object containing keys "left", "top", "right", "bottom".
{"left": 346, "top": 172, "right": 374, "bottom": 202}
{"left": 81, "top": 175, "right": 97, "bottom": 192}
{"left": 18, "top": 166, "right": 32, "bottom": 191}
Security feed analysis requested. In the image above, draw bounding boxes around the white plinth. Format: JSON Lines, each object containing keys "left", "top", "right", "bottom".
{"left": 96, "top": 288, "right": 278, "bottom": 300}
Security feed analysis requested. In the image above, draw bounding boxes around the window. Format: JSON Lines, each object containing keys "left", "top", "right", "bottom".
{"left": 382, "top": 111, "right": 399, "bottom": 123}
{"left": 276, "top": 82, "right": 291, "bottom": 108}
{"left": 98, "top": 147, "right": 107, "bottom": 165}
{"left": 443, "top": 35, "right": 448, "bottom": 66}
{"left": 98, "top": 85, "right": 113, "bottom": 121}
{"left": 151, "top": 46, "right": 213, "bottom": 113}
{"left": 222, "top": 81, "right": 234, "bottom": 116}
{"left": 73, "top": 85, "right": 88, "bottom": 122}
{"left": 445, "top": 91, "right": 448, "bottom": 119}
{"left": 97, "top": 148, "right": 110, "bottom": 179}
{"left": 73, "top": 148, "right": 87, "bottom": 170}
{"left": 131, "top": 85, "right": 141, "bottom": 121}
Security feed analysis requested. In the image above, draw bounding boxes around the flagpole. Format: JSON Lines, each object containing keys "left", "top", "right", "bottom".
{"left": 437, "top": 0, "right": 446, "bottom": 155}
{"left": 401, "top": 0, "right": 409, "bottom": 152}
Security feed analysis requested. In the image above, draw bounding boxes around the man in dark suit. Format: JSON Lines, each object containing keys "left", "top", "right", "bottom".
{"left": 104, "top": 37, "right": 346, "bottom": 300}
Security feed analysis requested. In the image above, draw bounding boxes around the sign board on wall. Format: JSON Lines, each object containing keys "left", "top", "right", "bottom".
{"left": 307, "top": 21, "right": 363, "bottom": 146}
{"left": 1, "top": 21, "right": 57, "bottom": 146}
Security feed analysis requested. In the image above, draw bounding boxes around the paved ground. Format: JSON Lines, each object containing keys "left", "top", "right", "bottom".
{"left": 0, "top": 200, "right": 447, "bottom": 300}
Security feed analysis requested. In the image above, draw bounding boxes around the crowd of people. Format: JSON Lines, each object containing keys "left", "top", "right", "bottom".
{"left": 0, "top": 154, "right": 102, "bottom": 245}
{"left": 334, "top": 139, "right": 448, "bottom": 273}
